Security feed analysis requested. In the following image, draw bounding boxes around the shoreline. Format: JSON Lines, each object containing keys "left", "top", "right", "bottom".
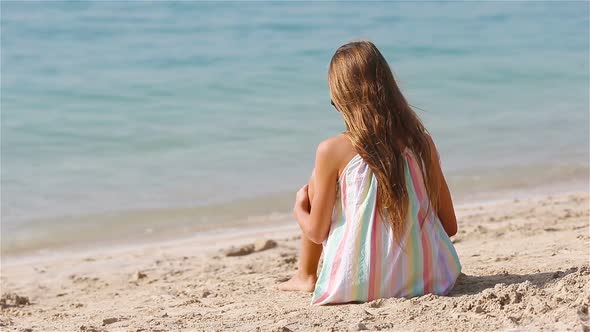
{"left": 1, "top": 222, "right": 299, "bottom": 268}
{"left": 1, "top": 190, "right": 588, "bottom": 331}
{"left": 2, "top": 180, "right": 588, "bottom": 265}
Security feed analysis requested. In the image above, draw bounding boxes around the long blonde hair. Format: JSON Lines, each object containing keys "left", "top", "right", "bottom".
{"left": 328, "top": 41, "right": 439, "bottom": 236}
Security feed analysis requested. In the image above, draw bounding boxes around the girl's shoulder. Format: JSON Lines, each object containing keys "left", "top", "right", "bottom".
{"left": 316, "top": 134, "right": 358, "bottom": 178}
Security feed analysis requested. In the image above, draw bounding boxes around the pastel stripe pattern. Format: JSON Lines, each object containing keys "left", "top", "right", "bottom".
{"left": 311, "top": 149, "right": 462, "bottom": 305}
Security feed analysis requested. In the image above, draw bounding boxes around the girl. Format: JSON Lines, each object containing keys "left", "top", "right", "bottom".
{"left": 278, "top": 41, "right": 461, "bottom": 305}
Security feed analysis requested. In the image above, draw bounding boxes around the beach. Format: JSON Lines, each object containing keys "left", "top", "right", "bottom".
{"left": 1, "top": 191, "right": 588, "bottom": 331}
{"left": 1, "top": 2, "right": 589, "bottom": 331}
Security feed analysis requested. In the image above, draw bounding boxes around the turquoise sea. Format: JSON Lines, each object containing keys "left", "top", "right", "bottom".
{"left": 1, "top": 1, "right": 589, "bottom": 255}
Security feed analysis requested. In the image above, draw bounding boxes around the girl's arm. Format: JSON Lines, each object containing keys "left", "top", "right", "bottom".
{"left": 427, "top": 135, "right": 458, "bottom": 237}
{"left": 293, "top": 139, "right": 340, "bottom": 244}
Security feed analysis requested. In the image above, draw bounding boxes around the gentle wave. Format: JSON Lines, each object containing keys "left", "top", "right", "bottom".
{"left": 1, "top": 2, "right": 588, "bottom": 255}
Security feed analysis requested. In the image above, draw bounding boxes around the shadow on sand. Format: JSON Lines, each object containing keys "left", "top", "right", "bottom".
{"left": 448, "top": 266, "right": 583, "bottom": 296}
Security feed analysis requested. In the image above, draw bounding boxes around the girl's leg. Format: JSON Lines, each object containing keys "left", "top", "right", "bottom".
{"left": 278, "top": 171, "right": 323, "bottom": 292}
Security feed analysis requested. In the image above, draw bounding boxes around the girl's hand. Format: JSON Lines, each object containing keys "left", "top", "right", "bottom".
{"left": 292, "top": 138, "right": 340, "bottom": 244}
{"left": 294, "top": 184, "right": 310, "bottom": 214}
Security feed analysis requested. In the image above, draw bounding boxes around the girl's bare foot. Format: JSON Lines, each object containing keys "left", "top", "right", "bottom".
{"left": 277, "top": 273, "right": 317, "bottom": 292}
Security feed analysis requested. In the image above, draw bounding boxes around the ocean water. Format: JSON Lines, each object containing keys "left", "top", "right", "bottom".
{"left": 2, "top": 2, "right": 589, "bottom": 255}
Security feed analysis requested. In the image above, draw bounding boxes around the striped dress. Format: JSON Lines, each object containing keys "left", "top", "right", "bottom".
{"left": 311, "top": 149, "right": 461, "bottom": 305}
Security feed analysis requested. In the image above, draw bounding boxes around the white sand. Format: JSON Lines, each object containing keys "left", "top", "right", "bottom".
{"left": 1, "top": 192, "right": 589, "bottom": 331}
